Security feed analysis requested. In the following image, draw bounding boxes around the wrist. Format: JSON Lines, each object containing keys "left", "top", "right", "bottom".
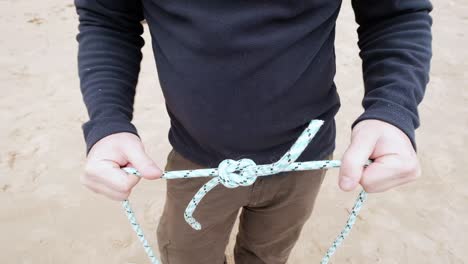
{"left": 353, "top": 102, "right": 418, "bottom": 151}
{"left": 82, "top": 118, "right": 139, "bottom": 155}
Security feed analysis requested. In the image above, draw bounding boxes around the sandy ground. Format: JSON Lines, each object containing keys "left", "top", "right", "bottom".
{"left": 0, "top": 1, "right": 467, "bottom": 263}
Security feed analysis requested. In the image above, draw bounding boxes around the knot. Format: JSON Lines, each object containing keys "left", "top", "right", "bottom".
{"left": 217, "top": 159, "right": 257, "bottom": 188}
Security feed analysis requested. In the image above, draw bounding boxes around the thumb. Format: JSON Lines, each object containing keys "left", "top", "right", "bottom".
{"left": 339, "top": 132, "right": 377, "bottom": 191}
{"left": 125, "top": 146, "right": 162, "bottom": 180}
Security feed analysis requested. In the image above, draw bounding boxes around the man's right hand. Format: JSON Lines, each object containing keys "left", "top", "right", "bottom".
{"left": 81, "top": 132, "right": 162, "bottom": 201}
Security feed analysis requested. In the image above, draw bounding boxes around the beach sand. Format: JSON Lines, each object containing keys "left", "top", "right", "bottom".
{"left": 0, "top": 0, "right": 467, "bottom": 263}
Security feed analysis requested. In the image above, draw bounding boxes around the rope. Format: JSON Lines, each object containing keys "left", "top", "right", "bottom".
{"left": 121, "top": 120, "right": 370, "bottom": 263}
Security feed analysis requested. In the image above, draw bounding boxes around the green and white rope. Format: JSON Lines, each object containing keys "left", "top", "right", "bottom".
{"left": 122, "top": 198, "right": 158, "bottom": 264}
{"left": 122, "top": 120, "right": 370, "bottom": 264}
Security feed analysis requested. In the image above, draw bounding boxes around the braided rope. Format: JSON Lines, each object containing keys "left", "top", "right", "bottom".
{"left": 122, "top": 120, "right": 370, "bottom": 263}
{"left": 122, "top": 199, "right": 159, "bottom": 264}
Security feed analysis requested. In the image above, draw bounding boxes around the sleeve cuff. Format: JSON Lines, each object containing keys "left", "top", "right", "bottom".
{"left": 82, "top": 117, "right": 139, "bottom": 154}
{"left": 352, "top": 101, "right": 418, "bottom": 151}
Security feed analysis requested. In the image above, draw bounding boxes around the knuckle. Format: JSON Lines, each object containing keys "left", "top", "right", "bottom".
{"left": 84, "top": 165, "right": 99, "bottom": 181}
{"left": 84, "top": 162, "right": 95, "bottom": 174}
{"left": 82, "top": 181, "right": 100, "bottom": 194}
{"left": 362, "top": 182, "right": 387, "bottom": 193}
{"left": 401, "top": 160, "right": 420, "bottom": 179}
{"left": 80, "top": 174, "right": 93, "bottom": 187}
{"left": 362, "top": 183, "right": 377, "bottom": 193}
{"left": 359, "top": 179, "right": 370, "bottom": 190}
{"left": 119, "top": 182, "right": 134, "bottom": 193}
{"left": 122, "top": 185, "right": 132, "bottom": 193}
{"left": 407, "top": 167, "right": 421, "bottom": 181}
{"left": 114, "top": 192, "right": 130, "bottom": 201}
{"left": 360, "top": 178, "right": 381, "bottom": 193}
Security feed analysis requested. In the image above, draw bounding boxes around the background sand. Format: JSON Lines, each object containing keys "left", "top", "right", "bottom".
{"left": 0, "top": 0, "right": 467, "bottom": 263}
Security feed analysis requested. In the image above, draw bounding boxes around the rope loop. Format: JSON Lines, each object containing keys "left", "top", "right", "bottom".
{"left": 217, "top": 158, "right": 257, "bottom": 188}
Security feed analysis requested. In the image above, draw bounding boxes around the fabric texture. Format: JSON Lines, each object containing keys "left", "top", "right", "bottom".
{"left": 75, "top": 0, "right": 432, "bottom": 165}
{"left": 157, "top": 149, "right": 329, "bottom": 264}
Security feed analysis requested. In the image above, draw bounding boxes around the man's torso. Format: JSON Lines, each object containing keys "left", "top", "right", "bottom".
{"left": 141, "top": 0, "right": 343, "bottom": 165}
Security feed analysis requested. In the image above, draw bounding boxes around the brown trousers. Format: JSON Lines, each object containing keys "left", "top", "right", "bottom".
{"left": 157, "top": 150, "right": 329, "bottom": 264}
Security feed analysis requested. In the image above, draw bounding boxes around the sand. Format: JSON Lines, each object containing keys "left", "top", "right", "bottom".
{"left": 0, "top": 0, "right": 467, "bottom": 263}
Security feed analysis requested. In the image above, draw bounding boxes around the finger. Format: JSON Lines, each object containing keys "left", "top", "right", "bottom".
{"left": 81, "top": 175, "right": 130, "bottom": 201}
{"left": 86, "top": 160, "right": 140, "bottom": 193}
{"left": 361, "top": 154, "right": 417, "bottom": 193}
{"left": 339, "top": 133, "right": 377, "bottom": 191}
{"left": 125, "top": 146, "right": 162, "bottom": 180}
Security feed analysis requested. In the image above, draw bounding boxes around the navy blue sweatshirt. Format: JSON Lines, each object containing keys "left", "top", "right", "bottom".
{"left": 75, "top": 0, "right": 432, "bottom": 167}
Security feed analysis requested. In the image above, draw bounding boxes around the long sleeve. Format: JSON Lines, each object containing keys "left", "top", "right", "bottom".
{"left": 351, "top": 0, "right": 433, "bottom": 149}
{"left": 75, "top": 0, "right": 145, "bottom": 153}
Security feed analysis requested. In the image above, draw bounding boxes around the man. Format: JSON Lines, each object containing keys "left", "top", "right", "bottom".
{"left": 75, "top": 0, "right": 432, "bottom": 263}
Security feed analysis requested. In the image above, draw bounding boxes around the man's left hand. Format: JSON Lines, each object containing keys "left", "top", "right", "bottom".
{"left": 339, "top": 119, "right": 421, "bottom": 193}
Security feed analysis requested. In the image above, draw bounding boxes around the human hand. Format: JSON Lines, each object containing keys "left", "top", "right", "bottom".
{"left": 339, "top": 119, "right": 421, "bottom": 193}
{"left": 81, "top": 132, "right": 162, "bottom": 200}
